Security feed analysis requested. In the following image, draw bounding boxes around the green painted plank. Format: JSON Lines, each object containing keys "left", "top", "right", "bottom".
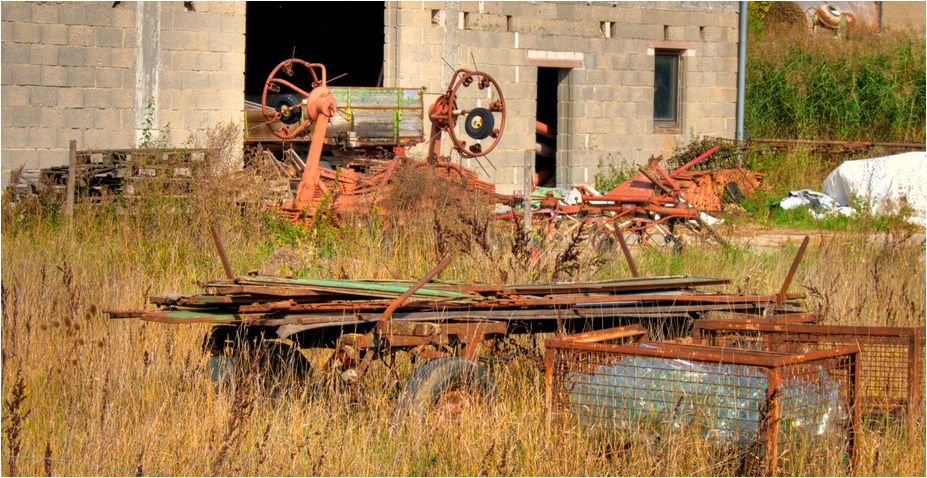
{"left": 141, "top": 310, "right": 243, "bottom": 323}
{"left": 239, "top": 276, "right": 476, "bottom": 298}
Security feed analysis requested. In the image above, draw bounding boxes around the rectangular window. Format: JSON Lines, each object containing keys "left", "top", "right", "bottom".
{"left": 653, "top": 50, "right": 681, "bottom": 130}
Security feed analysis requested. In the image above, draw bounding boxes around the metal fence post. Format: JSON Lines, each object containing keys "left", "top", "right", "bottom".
{"left": 906, "top": 334, "right": 918, "bottom": 430}
{"left": 523, "top": 150, "right": 534, "bottom": 234}
{"left": 849, "top": 349, "right": 860, "bottom": 473}
{"left": 65, "top": 139, "right": 77, "bottom": 219}
{"left": 765, "top": 368, "right": 781, "bottom": 476}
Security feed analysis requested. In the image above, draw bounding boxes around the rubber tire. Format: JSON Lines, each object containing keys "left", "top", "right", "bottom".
{"left": 464, "top": 108, "right": 495, "bottom": 140}
{"left": 725, "top": 181, "right": 745, "bottom": 203}
{"left": 394, "top": 356, "right": 495, "bottom": 422}
{"left": 259, "top": 341, "right": 313, "bottom": 383}
{"left": 275, "top": 94, "right": 302, "bottom": 125}
{"left": 207, "top": 355, "right": 239, "bottom": 384}
{"left": 205, "top": 340, "right": 312, "bottom": 386}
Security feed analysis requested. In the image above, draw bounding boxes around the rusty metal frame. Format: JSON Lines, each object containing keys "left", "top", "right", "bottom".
{"left": 505, "top": 148, "right": 743, "bottom": 244}
{"left": 692, "top": 319, "right": 926, "bottom": 421}
{"left": 545, "top": 325, "right": 861, "bottom": 475}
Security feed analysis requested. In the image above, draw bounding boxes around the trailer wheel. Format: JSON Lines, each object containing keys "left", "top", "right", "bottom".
{"left": 394, "top": 356, "right": 494, "bottom": 422}
{"left": 258, "top": 341, "right": 313, "bottom": 385}
{"left": 207, "top": 354, "right": 239, "bottom": 384}
{"left": 205, "top": 338, "right": 312, "bottom": 387}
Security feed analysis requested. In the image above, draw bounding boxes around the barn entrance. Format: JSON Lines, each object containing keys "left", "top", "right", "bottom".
{"left": 535, "top": 67, "right": 566, "bottom": 188}
{"left": 244, "top": 2, "right": 385, "bottom": 101}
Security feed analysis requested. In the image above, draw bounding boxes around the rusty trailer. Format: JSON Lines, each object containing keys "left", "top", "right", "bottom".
{"left": 544, "top": 325, "right": 860, "bottom": 476}
{"left": 107, "top": 269, "right": 809, "bottom": 418}
{"left": 104, "top": 231, "right": 816, "bottom": 419}
{"left": 692, "top": 319, "right": 926, "bottom": 421}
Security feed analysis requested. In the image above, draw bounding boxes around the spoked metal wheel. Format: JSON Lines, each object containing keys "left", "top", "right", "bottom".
{"left": 260, "top": 58, "right": 329, "bottom": 139}
{"left": 429, "top": 69, "right": 506, "bottom": 158}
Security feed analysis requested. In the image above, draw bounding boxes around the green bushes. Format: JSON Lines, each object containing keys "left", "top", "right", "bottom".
{"left": 746, "top": 32, "right": 925, "bottom": 142}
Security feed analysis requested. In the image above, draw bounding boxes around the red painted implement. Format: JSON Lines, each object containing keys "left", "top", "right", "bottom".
{"left": 257, "top": 59, "right": 507, "bottom": 225}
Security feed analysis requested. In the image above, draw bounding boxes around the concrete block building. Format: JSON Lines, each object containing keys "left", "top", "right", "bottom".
{"left": 1, "top": 1, "right": 741, "bottom": 193}
{"left": 1, "top": 1, "right": 245, "bottom": 184}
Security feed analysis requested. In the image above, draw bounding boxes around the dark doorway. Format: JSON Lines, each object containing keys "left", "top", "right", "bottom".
{"left": 244, "top": 2, "right": 385, "bottom": 101}
{"left": 535, "top": 67, "right": 560, "bottom": 187}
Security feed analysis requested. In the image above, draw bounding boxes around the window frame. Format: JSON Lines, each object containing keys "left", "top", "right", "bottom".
{"left": 653, "top": 48, "right": 683, "bottom": 133}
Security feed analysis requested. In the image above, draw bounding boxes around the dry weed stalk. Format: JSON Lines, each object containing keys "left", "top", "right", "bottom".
{"left": 210, "top": 346, "right": 263, "bottom": 473}
{"left": 3, "top": 366, "right": 30, "bottom": 477}
{"left": 134, "top": 449, "right": 144, "bottom": 477}
{"left": 42, "top": 441, "right": 52, "bottom": 477}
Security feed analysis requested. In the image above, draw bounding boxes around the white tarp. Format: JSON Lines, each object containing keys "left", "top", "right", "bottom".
{"left": 822, "top": 151, "right": 927, "bottom": 226}
{"left": 778, "top": 189, "right": 856, "bottom": 220}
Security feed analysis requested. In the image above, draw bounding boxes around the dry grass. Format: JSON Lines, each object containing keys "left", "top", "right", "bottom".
{"left": 1, "top": 150, "right": 924, "bottom": 476}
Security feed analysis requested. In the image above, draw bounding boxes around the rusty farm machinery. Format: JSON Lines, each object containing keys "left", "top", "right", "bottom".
{"left": 249, "top": 58, "right": 507, "bottom": 224}
{"left": 249, "top": 58, "right": 737, "bottom": 248}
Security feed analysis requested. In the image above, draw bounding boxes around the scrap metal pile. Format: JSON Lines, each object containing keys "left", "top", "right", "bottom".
{"left": 5, "top": 147, "right": 212, "bottom": 201}
{"left": 108, "top": 274, "right": 805, "bottom": 331}
{"left": 503, "top": 146, "right": 763, "bottom": 245}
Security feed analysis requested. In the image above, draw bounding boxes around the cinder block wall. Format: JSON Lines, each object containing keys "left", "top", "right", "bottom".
{"left": 385, "top": 1, "right": 739, "bottom": 194}
{"left": 1, "top": 1, "right": 244, "bottom": 185}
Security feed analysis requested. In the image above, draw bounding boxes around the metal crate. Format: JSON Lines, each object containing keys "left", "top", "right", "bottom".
{"left": 545, "top": 325, "right": 860, "bottom": 476}
{"left": 693, "top": 320, "right": 925, "bottom": 419}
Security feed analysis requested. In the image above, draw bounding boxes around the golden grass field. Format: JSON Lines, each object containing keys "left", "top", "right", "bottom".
{"left": 1, "top": 153, "right": 925, "bottom": 477}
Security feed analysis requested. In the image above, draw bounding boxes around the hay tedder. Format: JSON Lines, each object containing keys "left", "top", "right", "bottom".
{"left": 252, "top": 58, "right": 508, "bottom": 223}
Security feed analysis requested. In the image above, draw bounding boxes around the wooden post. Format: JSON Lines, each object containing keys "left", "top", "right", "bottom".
{"left": 615, "top": 226, "right": 640, "bottom": 278}
{"left": 523, "top": 150, "right": 534, "bottom": 234}
{"left": 65, "top": 139, "right": 77, "bottom": 219}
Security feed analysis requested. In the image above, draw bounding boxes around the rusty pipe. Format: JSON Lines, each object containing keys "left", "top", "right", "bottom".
{"left": 776, "top": 235, "right": 810, "bottom": 308}
{"left": 376, "top": 256, "right": 453, "bottom": 334}
{"left": 670, "top": 145, "right": 722, "bottom": 176}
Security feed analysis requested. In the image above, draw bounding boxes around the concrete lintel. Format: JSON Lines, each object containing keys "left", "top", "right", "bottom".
{"left": 647, "top": 41, "right": 696, "bottom": 56}
{"left": 526, "top": 50, "right": 584, "bottom": 68}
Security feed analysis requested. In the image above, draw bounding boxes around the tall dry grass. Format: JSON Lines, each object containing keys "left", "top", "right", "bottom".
{"left": 1, "top": 147, "right": 924, "bottom": 475}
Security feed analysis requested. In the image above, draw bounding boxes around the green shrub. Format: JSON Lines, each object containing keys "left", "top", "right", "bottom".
{"left": 593, "top": 153, "right": 636, "bottom": 193}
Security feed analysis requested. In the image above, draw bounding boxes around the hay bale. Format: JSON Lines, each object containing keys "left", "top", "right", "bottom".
{"left": 764, "top": 2, "right": 812, "bottom": 33}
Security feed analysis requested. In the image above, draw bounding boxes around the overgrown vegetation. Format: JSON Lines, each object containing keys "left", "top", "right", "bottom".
{"left": 745, "top": 30, "right": 926, "bottom": 142}
{"left": 2, "top": 134, "right": 924, "bottom": 475}
{"left": 593, "top": 153, "right": 636, "bottom": 193}
{"left": 665, "top": 135, "right": 743, "bottom": 172}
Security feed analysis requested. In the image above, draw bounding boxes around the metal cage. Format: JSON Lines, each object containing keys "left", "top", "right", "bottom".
{"left": 692, "top": 320, "right": 925, "bottom": 419}
{"left": 545, "top": 325, "right": 860, "bottom": 476}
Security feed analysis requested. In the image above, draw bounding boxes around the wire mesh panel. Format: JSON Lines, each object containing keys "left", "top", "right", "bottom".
{"left": 545, "top": 326, "right": 860, "bottom": 476}
{"left": 692, "top": 321, "right": 925, "bottom": 418}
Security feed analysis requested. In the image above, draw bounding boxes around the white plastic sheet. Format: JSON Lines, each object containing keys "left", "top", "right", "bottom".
{"left": 822, "top": 151, "right": 927, "bottom": 226}
{"left": 779, "top": 189, "right": 842, "bottom": 211}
